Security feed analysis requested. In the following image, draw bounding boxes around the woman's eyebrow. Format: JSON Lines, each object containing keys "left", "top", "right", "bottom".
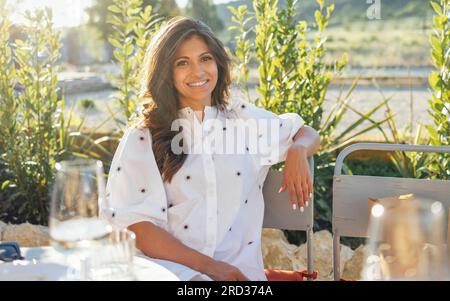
{"left": 175, "top": 52, "right": 212, "bottom": 61}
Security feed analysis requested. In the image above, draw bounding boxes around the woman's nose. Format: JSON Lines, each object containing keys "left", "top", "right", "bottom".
{"left": 190, "top": 62, "right": 205, "bottom": 75}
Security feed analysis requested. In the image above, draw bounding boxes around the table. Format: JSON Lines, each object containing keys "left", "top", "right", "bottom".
{"left": 0, "top": 246, "right": 180, "bottom": 281}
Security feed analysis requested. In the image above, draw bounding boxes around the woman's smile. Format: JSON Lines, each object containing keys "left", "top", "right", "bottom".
{"left": 187, "top": 79, "right": 210, "bottom": 88}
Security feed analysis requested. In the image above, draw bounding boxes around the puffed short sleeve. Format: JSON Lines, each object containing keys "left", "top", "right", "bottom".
{"left": 229, "top": 98, "right": 304, "bottom": 166}
{"left": 101, "top": 126, "right": 168, "bottom": 230}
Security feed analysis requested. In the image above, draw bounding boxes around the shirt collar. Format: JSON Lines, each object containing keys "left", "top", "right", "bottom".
{"left": 177, "top": 105, "right": 217, "bottom": 121}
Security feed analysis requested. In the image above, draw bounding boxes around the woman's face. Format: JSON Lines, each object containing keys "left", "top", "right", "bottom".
{"left": 172, "top": 35, "right": 218, "bottom": 108}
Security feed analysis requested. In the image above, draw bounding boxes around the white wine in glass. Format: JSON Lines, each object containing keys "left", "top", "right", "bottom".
{"left": 49, "top": 159, "right": 112, "bottom": 251}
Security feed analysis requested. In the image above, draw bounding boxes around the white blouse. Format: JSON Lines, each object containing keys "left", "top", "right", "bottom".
{"left": 102, "top": 98, "right": 304, "bottom": 281}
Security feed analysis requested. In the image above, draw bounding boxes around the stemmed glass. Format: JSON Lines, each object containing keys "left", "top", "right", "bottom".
{"left": 49, "top": 159, "right": 112, "bottom": 252}
{"left": 362, "top": 196, "right": 448, "bottom": 280}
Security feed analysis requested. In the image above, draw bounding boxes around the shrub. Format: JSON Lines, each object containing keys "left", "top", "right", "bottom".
{"left": 229, "top": 0, "right": 388, "bottom": 231}
{"left": 106, "top": 0, "right": 162, "bottom": 130}
{"left": 427, "top": 0, "right": 449, "bottom": 179}
{"left": 0, "top": 5, "right": 110, "bottom": 224}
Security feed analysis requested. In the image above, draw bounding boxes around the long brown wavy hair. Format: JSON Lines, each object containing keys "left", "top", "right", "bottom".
{"left": 138, "top": 16, "right": 232, "bottom": 183}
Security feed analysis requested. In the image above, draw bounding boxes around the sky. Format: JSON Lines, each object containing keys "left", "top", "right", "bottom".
{"left": 6, "top": 0, "right": 232, "bottom": 28}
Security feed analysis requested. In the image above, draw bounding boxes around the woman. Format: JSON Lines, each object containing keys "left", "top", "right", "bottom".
{"left": 103, "top": 16, "right": 320, "bottom": 281}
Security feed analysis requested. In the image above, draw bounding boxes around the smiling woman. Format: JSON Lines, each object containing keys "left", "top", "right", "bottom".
{"left": 6, "top": 0, "right": 91, "bottom": 28}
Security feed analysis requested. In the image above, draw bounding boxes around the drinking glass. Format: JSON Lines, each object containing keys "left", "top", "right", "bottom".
{"left": 362, "top": 197, "right": 448, "bottom": 280}
{"left": 81, "top": 229, "right": 137, "bottom": 281}
{"left": 49, "top": 159, "right": 112, "bottom": 251}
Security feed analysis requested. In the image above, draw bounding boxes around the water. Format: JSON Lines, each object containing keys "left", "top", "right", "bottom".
{"left": 49, "top": 217, "right": 112, "bottom": 250}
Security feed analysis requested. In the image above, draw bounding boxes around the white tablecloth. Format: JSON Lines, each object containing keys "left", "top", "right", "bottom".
{"left": 0, "top": 246, "right": 180, "bottom": 281}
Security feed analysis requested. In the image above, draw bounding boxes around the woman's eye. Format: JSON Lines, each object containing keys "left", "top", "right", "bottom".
{"left": 202, "top": 56, "right": 213, "bottom": 62}
{"left": 176, "top": 60, "right": 187, "bottom": 66}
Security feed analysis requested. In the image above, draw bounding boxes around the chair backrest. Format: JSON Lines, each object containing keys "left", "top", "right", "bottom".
{"left": 263, "top": 157, "right": 314, "bottom": 230}
{"left": 332, "top": 143, "right": 450, "bottom": 280}
{"left": 262, "top": 157, "right": 314, "bottom": 276}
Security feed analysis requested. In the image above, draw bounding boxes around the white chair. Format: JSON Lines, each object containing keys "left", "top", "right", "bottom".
{"left": 332, "top": 143, "right": 450, "bottom": 280}
{"left": 262, "top": 157, "right": 315, "bottom": 280}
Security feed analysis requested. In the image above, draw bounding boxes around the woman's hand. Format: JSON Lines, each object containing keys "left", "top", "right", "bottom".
{"left": 202, "top": 259, "right": 250, "bottom": 281}
{"left": 280, "top": 144, "right": 313, "bottom": 211}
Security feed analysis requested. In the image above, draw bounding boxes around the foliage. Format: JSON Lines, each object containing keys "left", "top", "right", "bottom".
{"left": 427, "top": 0, "right": 450, "bottom": 179}
{"left": 186, "top": 0, "right": 224, "bottom": 33}
{"left": 0, "top": 4, "right": 111, "bottom": 225}
{"left": 86, "top": 0, "right": 180, "bottom": 42}
{"left": 229, "top": 0, "right": 389, "bottom": 229}
{"left": 85, "top": 0, "right": 116, "bottom": 42}
{"left": 107, "top": 0, "right": 162, "bottom": 129}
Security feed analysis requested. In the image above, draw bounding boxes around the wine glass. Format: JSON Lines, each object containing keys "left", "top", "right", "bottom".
{"left": 49, "top": 159, "right": 112, "bottom": 251}
{"left": 362, "top": 196, "right": 448, "bottom": 280}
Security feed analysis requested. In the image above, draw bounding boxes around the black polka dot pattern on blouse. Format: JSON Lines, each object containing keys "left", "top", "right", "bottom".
{"left": 241, "top": 104, "right": 246, "bottom": 109}
{"left": 139, "top": 136, "right": 144, "bottom": 141}
{"left": 141, "top": 188, "right": 146, "bottom": 193}
{"left": 162, "top": 208, "right": 166, "bottom": 212}
{"left": 248, "top": 241, "right": 253, "bottom": 245}
{"left": 186, "top": 175, "right": 191, "bottom": 180}
{"left": 237, "top": 171, "right": 241, "bottom": 176}
{"left": 184, "top": 225, "right": 188, "bottom": 229}
{"left": 117, "top": 167, "right": 121, "bottom": 172}
{"left": 245, "top": 199, "right": 248, "bottom": 204}
{"left": 169, "top": 204, "right": 173, "bottom": 208}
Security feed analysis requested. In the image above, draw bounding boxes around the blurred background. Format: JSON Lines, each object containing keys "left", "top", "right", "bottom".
{"left": 2, "top": 0, "right": 435, "bottom": 136}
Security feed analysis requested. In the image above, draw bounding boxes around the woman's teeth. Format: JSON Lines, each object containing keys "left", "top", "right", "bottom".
{"left": 188, "top": 80, "right": 208, "bottom": 87}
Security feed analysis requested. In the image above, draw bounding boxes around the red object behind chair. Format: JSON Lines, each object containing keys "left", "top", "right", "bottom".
{"left": 264, "top": 269, "right": 318, "bottom": 281}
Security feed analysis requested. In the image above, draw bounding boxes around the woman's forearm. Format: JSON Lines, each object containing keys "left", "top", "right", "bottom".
{"left": 291, "top": 125, "right": 320, "bottom": 156}
{"left": 128, "top": 221, "right": 214, "bottom": 274}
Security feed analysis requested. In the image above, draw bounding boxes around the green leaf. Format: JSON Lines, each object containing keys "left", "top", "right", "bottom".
{"left": 316, "top": 0, "right": 325, "bottom": 10}
{"left": 228, "top": 6, "right": 238, "bottom": 16}
{"left": 108, "top": 37, "right": 122, "bottom": 49}
{"left": 430, "top": 2, "right": 442, "bottom": 15}
{"left": 113, "top": 49, "right": 125, "bottom": 62}
{"left": 426, "top": 124, "right": 439, "bottom": 141}
{"left": 429, "top": 71, "right": 440, "bottom": 88}
{"left": 107, "top": 5, "right": 121, "bottom": 14}
{"left": 1, "top": 180, "right": 10, "bottom": 190}
{"left": 430, "top": 35, "right": 442, "bottom": 53}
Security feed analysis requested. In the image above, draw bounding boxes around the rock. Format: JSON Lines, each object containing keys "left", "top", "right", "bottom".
{"left": 261, "top": 229, "right": 298, "bottom": 270}
{"left": 2, "top": 223, "right": 50, "bottom": 247}
{"left": 0, "top": 220, "right": 6, "bottom": 240}
{"left": 342, "top": 244, "right": 368, "bottom": 281}
{"left": 292, "top": 230, "right": 354, "bottom": 281}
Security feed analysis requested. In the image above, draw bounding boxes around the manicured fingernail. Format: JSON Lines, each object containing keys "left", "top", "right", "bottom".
{"left": 278, "top": 187, "right": 283, "bottom": 193}
{"left": 292, "top": 203, "right": 297, "bottom": 210}
{"left": 305, "top": 201, "right": 309, "bottom": 207}
{"left": 300, "top": 206, "right": 304, "bottom": 212}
